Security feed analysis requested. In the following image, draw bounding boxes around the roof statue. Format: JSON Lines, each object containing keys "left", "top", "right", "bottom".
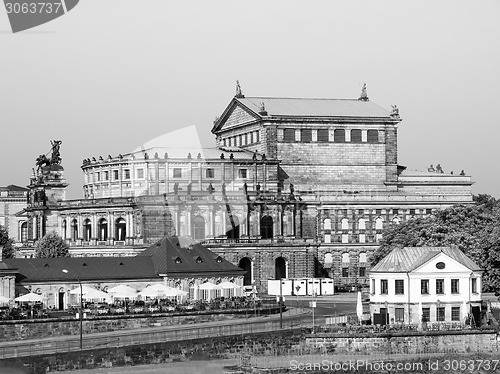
{"left": 460, "top": 170, "right": 466, "bottom": 176}
{"left": 35, "top": 154, "right": 50, "bottom": 170}
{"left": 436, "top": 164, "right": 444, "bottom": 174}
{"left": 235, "top": 80, "right": 244, "bottom": 98}
{"left": 427, "top": 164, "right": 435, "bottom": 172}
{"left": 358, "top": 83, "right": 369, "bottom": 101}
{"left": 259, "top": 102, "right": 267, "bottom": 115}
{"left": 390, "top": 105, "right": 400, "bottom": 118}
{"left": 213, "top": 116, "right": 219, "bottom": 126}
{"left": 50, "top": 140, "right": 62, "bottom": 165}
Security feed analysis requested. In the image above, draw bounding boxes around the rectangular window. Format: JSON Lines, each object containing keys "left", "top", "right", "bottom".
{"left": 426, "top": 209, "right": 432, "bottom": 215}
{"left": 421, "top": 279, "right": 429, "bottom": 294}
{"left": 173, "top": 168, "right": 182, "bottom": 178}
{"left": 422, "top": 308, "right": 430, "bottom": 322}
{"left": 334, "top": 129, "right": 345, "bottom": 142}
{"left": 410, "top": 209, "right": 416, "bottom": 215}
{"left": 436, "top": 279, "right": 444, "bottom": 294}
{"left": 437, "top": 307, "right": 445, "bottom": 322}
{"left": 381, "top": 279, "right": 388, "bottom": 294}
{"left": 223, "top": 138, "right": 227, "bottom": 147}
{"left": 317, "top": 129, "right": 329, "bottom": 142}
{"left": 104, "top": 171, "right": 109, "bottom": 181}
{"left": 249, "top": 132, "right": 253, "bottom": 144}
{"left": 451, "top": 307, "right": 460, "bottom": 321}
{"left": 359, "top": 267, "right": 366, "bottom": 277}
{"left": 371, "top": 279, "right": 375, "bottom": 295}
{"left": 124, "top": 169, "right": 130, "bottom": 179}
{"left": 395, "top": 308, "right": 405, "bottom": 323}
{"left": 113, "top": 170, "right": 119, "bottom": 180}
{"left": 255, "top": 131, "right": 260, "bottom": 143}
{"left": 301, "top": 129, "right": 312, "bottom": 143}
{"left": 238, "top": 169, "right": 247, "bottom": 179}
{"left": 451, "top": 279, "right": 459, "bottom": 294}
{"left": 96, "top": 172, "right": 100, "bottom": 182}
{"left": 395, "top": 280, "right": 404, "bottom": 295}
{"left": 342, "top": 268, "right": 349, "bottom": 277}
{"left": 283, "top": 128, "right": 295, "bottom": 142}
{"left": 471, "top": 278, "right": 477, "bottom": 293}
{"left": 137, "top": 169, "right": 144, "bottom": 179}
{"left": 393, "top": 209, "right": 399, "bottom": 215}
{"left": 206, "top": 168, "right": 215, "bottom": 178}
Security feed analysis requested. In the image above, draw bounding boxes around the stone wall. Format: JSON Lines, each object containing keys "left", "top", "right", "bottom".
{"left": 6, "top": 329, "right": 499, "bottom": 374}
{"left": 0, "top": 311, "right": 265, "bottom": 343}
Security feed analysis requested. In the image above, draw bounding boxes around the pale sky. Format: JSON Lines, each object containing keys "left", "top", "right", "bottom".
{"left": 1, "top": 0, "right": 499, "bottom": 199}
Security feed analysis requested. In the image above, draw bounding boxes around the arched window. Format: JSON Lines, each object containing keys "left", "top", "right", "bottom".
{"left": 275, "top": 257, "right": 286, "bottom": 280}
{"left": 342, "top": 253, "right": 350, "bottom": 264}
{"left": 62, "top": 220, "right": 67, "bottom": 240}
{"left": 226, "top": 215, "right": 239, "bottom": 239}
{"left": 83, "top": 219, "right": 91, "bottom": 241}
{"left": 260, "top": 216, "right": 273, "bottom": 239}
{"left": 324, "top": 253, "right": 334, "bottom": 268}
{"left": 192, "top": 215, "right": 205, "bottom": 240}
{"left": 70, "top": 219, "right": 78, "bottom": 241}
{"left": 238, "top": 257, "right": 252, "bottom": 286}
{"left": 351, "top": 129, "right": 362, "bottom": 143}
{"left": 283, "top": 210, "right": 294, "bottom": 236}
{"left": 392, "top": 216, "right": 401, "bottom": 225}
{"left": 358, "top": 218, "right": 366, "bottom": 230}
{"left": 341, "top": 218, "right": 349, "bottom": 230}
{"left": 375, "top": 217, "right": 384, "bottom": 230}
{"left": 115, "top": 218, "right": 126, "bottom": 241}
{"left": 324, "top": 218, "right": 332, "bottom": 230}
{"left": 367, "top": 129, "right": 379, "bottom": 143}
{"left": 334, "top": 129, "right": 345, "bottom": 143}
{"left": 20, "top": 222, "right": 28, "bottom": 243}
{"left": 98, "top": 218, "right": 108, "bottom": 241}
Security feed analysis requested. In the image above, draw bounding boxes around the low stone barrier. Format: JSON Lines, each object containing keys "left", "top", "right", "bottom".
{"left": 0, "top": 307, "right": 279, "bottom": 342}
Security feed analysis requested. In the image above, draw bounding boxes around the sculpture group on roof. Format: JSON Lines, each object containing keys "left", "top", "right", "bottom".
{"left": 35, "top": 140, "right": 62, "bottom": 170}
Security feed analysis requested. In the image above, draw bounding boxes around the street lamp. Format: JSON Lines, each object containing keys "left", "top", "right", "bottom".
{"left": 62, "top": 269, "right": 83, "bottom": 350}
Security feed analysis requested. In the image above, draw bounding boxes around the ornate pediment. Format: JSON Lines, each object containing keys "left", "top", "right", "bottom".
{"left": 212, "top": 99, "right": 261, "bottom": 134}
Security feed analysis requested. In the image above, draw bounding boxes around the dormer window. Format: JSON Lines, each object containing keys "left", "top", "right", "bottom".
{"left": 195, "top": 256, "right": 203, "bottom": 263}
{"left": 215, "top": 256, "right": 223, "bottom": 263}
{"left": 174, "top": 257, "right": 182, "bottom": 264}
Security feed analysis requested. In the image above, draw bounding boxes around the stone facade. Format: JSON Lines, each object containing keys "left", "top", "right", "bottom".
{"left": 16, "top": 89, "right": 473, "bottom": 294}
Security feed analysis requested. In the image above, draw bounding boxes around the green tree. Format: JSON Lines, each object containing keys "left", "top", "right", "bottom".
{"left": 371, "top": 195, "right": 500, "bottom": 291}
{"left": 0, "top": 225, "right": 15, "bottom": 259}
{"left": 34, "top": 231, "right": 70, "bottom": 258}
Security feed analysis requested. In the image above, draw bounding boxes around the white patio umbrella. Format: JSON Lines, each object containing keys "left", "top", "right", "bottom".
{"left": 139, "top": 285, "right": 163, "bottom": 298}
{"left": 107, "top": 285, "right": 138, "bottom": 299}
{"left": 356, "top": 291, "right": 363, "bottom": 324}
{"left": 69, "top": 285, "right": 99, "bottom": 295}
{"left": 218, "top": 281, "right": 241, "bottom": 289}
{"left": 15, "top": 292, "right": 43, "bottom": 303}
{"left": 219, "top": 281, "right": 242, "bottom": 297}
{"left": 81, "top": 288, "right": 110, "bottom": 301}
{"left": 198, "top": 282, "right": 220, "bottom": 290}
{"left": 462, "top": 300, "right": 469, "bottom": 323}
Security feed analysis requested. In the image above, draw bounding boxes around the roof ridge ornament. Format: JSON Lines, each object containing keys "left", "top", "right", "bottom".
{"left": 390, "top": 104, "right": 400, "bottom": 118}
{"left": 235, "top": 80, "right": 244, "bottom": 98}
{"left": 259, "top": 102, "right": 267, "bottom": 116}
{"left": 358, "top": 83, "right": 369, "bottom": 101}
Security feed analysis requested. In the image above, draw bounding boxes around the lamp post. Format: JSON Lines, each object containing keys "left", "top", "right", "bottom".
{"left": 62, "top": 269, "right": 83, "bottom": 350}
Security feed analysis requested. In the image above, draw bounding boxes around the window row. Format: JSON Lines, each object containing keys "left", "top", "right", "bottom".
{"left": 222, "top": 131, "right": 260, "bottom": 148}
{"left": 392, "top": 306, "right": 463, "bottom": 323}
{"left": 88, "top": 167, "right": 248, "bottom": 183}
{"left": 280, "top": 128, "right": 380, "bottom": 143}
{"left": 62, "top": 218, "right": 127, "bottom": 242}
{"left": 374, "top": 278, "right": 479, "bottom": 296}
